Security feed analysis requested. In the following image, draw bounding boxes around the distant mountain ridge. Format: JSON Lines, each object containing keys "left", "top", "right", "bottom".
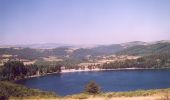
{"left": 120, "top": 41, "right": 149, "bottom": 48}
{"left": 0, "top": 43, "right": 72, "bottom": 49}
{"left": 0, "top": 43, "right": 100, "bottom": 49}
{"left": 1, "top": 40, "right": 169, "bottom": 49}
{"left": 0, "top": 40, "right": 170, "bottom": 60}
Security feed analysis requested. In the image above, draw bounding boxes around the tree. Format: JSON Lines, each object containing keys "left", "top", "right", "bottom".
{"left": 2, "top": 61, "right": 27, "bottom": 80}
{"left": 85, "top": 81, "right": 100, "bottom": 94}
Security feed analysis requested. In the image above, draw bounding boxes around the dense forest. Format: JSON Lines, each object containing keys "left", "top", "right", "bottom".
{"left": 0, "top": 61, "right": 62, "bottom": 81}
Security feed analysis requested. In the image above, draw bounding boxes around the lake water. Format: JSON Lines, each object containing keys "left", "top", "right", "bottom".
{"left": 16, "top": 69, "right": 170, "bottom": 96}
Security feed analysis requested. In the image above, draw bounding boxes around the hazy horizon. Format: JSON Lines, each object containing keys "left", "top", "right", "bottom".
{"left": 1, "top": 39, "right": 170, "bottom": 46}
{"left": 1, "top": 0, "right": 170, "bottom": 45}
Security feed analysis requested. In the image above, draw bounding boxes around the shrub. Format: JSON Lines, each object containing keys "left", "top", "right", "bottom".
{"left": 84, "top": 81, "right": 100, "bottom": 94}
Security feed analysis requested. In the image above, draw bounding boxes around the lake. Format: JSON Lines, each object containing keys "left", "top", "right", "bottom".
{"left": 16, "top": 69, "right": 170, "bottom": 96}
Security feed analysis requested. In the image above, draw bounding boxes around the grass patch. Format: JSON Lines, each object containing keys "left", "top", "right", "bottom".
{"left": 104, "top": 89, "right": 170, "bottom": 97}
{"left": 66, "top": 93, "right": 89, "bottom": 99}
{"left": 66, "top": 88, "right": 170, "bottom": 99}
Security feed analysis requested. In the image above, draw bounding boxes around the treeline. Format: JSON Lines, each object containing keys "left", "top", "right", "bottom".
{"left": 0, "top": 61, "right": 62, "bottom": 81}
{"left": 0, "top": 59, "right": 86, "bottom": 81}
{"left": 102, "top": 53, "right": 170, "bottom": 69}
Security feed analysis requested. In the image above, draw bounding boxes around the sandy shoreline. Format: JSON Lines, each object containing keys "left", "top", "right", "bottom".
{"left": 22, "top": 68, "right": 142, "bottom": 80}
{"left": 60, "top": 67, "right": 144, "bottom": 73}
{"left": 20, "top": 67, "right": 169, "bottom": 80}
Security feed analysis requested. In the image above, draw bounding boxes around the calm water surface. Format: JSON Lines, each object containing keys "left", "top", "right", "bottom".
{"left": 16, "top": 69, "right": 170, "bottom": 96}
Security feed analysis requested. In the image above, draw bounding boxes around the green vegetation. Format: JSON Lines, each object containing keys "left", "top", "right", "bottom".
{"left": 0, "top": 42, "right": 170, "bottom": 60}
{"left": 1, "top": 61, "right": 26, "bottom": 80}
{"left": 1, "top": 52, "right": 170, "bottom": 81}
{"left": 104, "top": 89, "right": 170, "bottom": 97}
{"left": 0, "top": 48, "right": 44, "bottom": 60}
{"left": 92, "top": 44, "right": 123, "bottom": 54}
{"left": 0, "top": 61, "right": 61, "bottom": 81}
{"left": 102, "top": 53, "right": 170, "bottom": 69}
{"left": 0, "top": 47, "right": 101, "bottom": 60}
{"left": 84, "top": 81, "right": 100, "bottom": 94}
{"left": 0, "top": 59, "right": 87, "bottom": 81}
{"left": 116, "top": 42, "right": 170, "bottom": 56}
{"left": 0, "top": 41, "right": 170, "bottom": 99}
{"left": 66, "top": 88, "right": 170, "bottom": 99}
{"left": 0, "top": 81, "right": 170, "bottom": 99}
{"left": 35, "top": 59, "right": 86, "bottom": 69}
{"left": 69, "top": 48, "right": 102, "bottom": 59}
{"left": 0, "top": 81, "right": 58, "bottom": 99}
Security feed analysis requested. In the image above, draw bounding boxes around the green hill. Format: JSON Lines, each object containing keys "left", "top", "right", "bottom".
{"left": 0, "top": 81, "right": 58, "bottom": 99}
{"left": 116, "top": 42, "right": 170, "bottom": 56}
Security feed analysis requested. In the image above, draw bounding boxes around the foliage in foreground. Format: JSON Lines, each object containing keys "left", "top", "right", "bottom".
{"left": 0, "top": 81, "right": 170, "bottom": 99}
{"left": 0, "top": 81, "right": 58, "bottom": 99}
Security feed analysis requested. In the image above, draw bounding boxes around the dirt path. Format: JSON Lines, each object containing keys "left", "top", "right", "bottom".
{"left": 85, "top": 96, "right": 161, "bottom": 100}
{"left": 20, "top": 96, "right": 162, "bottom": 100}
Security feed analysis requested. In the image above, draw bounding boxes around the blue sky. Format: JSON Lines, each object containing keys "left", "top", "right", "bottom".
{"left": 0, "top": 0, "right": 170, "bottom": 45}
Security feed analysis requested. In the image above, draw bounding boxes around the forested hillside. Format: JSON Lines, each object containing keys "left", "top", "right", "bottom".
{"left": 102, "top": 53, "right": 170, "bottom": 69}
{"left": 0, "top": 41, "right": 170, "bottom": 61}
{"left": 116, "top": 42, "right": 170, "bottom": 56}
{"left": 91, "top": 44, "right": 124, "bottom": 55}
